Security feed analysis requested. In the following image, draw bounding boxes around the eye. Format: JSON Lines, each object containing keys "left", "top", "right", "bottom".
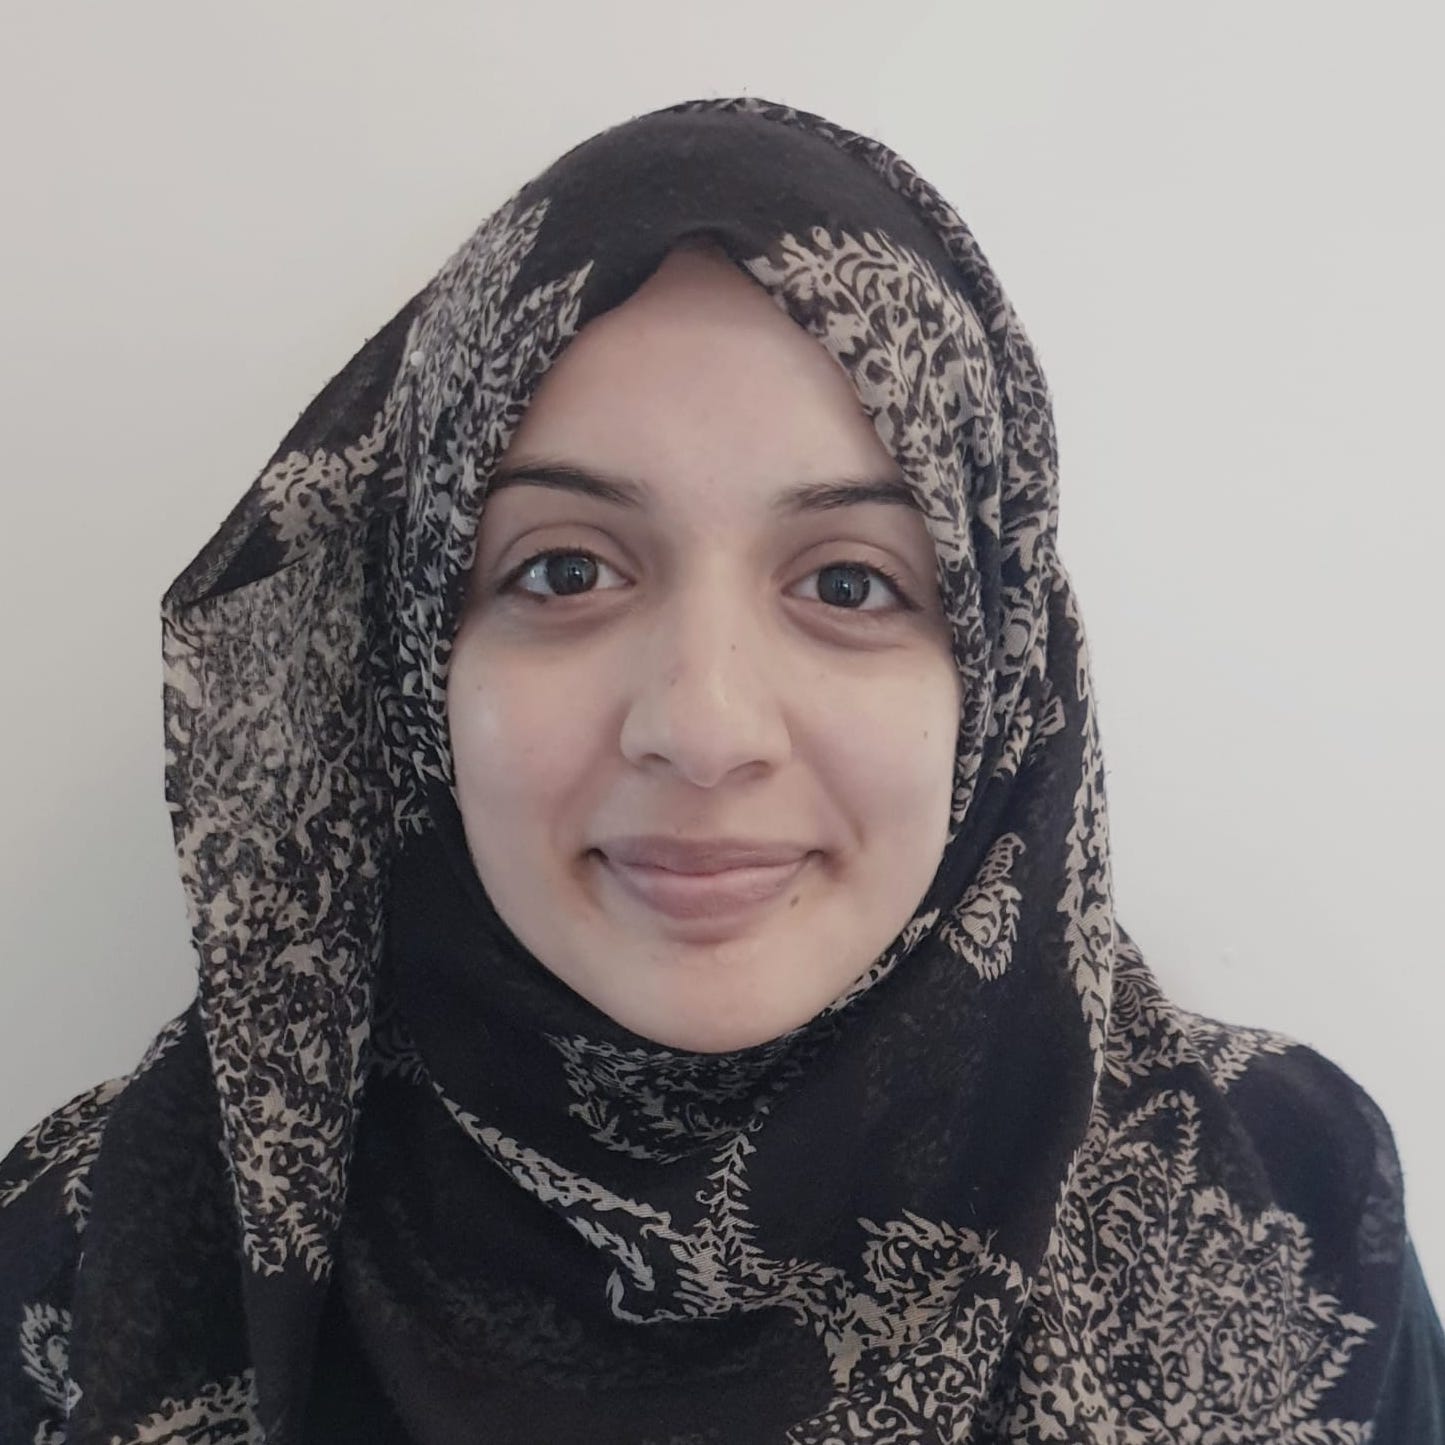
{"left": 498, "top": 550, "right": 917, "bottom": 614}
{"left": 505, "top": 549, "right": 628, "bottom": 599}
{"left": 790, "top": 561, "right": 914, "bottom": 613}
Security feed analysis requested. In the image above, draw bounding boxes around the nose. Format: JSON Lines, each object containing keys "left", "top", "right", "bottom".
{"left": 617, "top": 576, "right": 792, "bottom": 789}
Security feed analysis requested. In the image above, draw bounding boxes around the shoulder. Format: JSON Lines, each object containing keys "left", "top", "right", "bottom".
{"left": 0, "top": 1066, "right": 133, "bottom": 1284}
{"left": 2, "top": 1009, "right": 197, "bottom": 1227}
{"left": 1220, "top": 1039, "right": 1403, "bottom": 1281}
{"left": 0, "top": 1012, "right": 194, "bottom": 1438}
{"left": 1196, "top": 1032, "right": 1445, "bottom": 1434}
{"left": 1111, "top": 948, "right": 1403, "bottom": 1261}
{"left": 1371, "top": 1237, "right": 1445, "bottom": 1444}
{"left": 0, "top": 1074, "right": 121, "bottom": 1440}
{"left": 1102, "top": 972, "right": 1437, "bottom": 1432}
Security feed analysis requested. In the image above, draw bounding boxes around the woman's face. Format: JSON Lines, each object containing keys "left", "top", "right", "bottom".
{"left": 447, "top": 243, "right": 961, "bottom": 1052}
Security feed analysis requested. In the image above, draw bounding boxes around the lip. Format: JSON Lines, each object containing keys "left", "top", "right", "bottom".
{"left": 593, "top": 836, "right": 814, "bottom": 923}
{"left": 600, "top": 836, "right": 813, "bottom": 873}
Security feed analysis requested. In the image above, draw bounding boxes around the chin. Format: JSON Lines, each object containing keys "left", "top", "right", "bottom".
{"left": 632, "top": 1018, "right": 796, "bottom": 1055}
{"left": 602, "top": 980, "right": 824, "bottom": 1055}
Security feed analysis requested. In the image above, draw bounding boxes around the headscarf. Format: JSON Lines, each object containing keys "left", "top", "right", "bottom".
{"left": 0, "top": 96, "right": 1413, "bottom": 1443}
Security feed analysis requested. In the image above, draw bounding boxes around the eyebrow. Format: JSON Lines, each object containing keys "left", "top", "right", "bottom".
{"left": 486, "top": 460, "right": 920, "bottom": 515}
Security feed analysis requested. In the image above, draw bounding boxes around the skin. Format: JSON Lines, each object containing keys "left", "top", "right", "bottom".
{"left": 446, "top": 240, "right": 961, "bottom": 1053}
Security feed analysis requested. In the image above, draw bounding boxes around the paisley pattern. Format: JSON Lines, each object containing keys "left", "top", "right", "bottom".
{"left": 992, "top": 1091, "right": 1375, "bottom": 1443}
{"left": 431, "top": 1078, "right": 1027, "bottom": 1422}
{"left": 118, "top": 1375, "right": 261, "bottom": 1445}
{"left": 939, "top": 831, "right": 1026, "bottom": 979}
{"left": 0, "top": 1076, "right": 125, "bottom": 1226}
{"left": 545, "top": 1030, "right": 818, "bottom": 1162}
{"left": 0, "top": 1013, "right": 187, "bottom": 1232}
{"left": 0, "top": 94, "right": 1418, "bottom": 1444}
{"left": 18, "top": 1304, "right": 75, "bottom": 1435}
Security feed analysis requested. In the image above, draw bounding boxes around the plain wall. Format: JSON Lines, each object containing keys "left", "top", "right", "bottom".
{"left": 2, "top": 0, "right": 1441, "bottom": 1302}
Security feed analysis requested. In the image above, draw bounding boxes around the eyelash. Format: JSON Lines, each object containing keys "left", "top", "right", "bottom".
{"left": 499, "top": 548, "right": 918, "bottom": 617}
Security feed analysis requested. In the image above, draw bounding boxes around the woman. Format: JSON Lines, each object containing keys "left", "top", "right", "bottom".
{"left": 1, "top": 95, "right": 1439, "bottom": 1443}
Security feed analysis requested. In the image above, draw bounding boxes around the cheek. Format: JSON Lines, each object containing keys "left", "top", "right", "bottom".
{"left": 812, "top": 660, "right": 960, "bottom": 846}
{"left": 447, "top": 645, "right": 611, "bottom": 836}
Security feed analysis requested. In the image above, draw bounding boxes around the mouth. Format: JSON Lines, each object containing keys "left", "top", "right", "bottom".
{"left": 591, "top": 851, "right": 813, "bottom": 923}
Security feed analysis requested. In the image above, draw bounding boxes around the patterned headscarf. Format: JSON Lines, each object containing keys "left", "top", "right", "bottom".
{"left": 0, "top": 97, "right": 1409, "bottom": 1443}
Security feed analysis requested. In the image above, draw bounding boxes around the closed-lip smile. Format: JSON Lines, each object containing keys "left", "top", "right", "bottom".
{"left": 594, "top": 836, "right": 815, "bottom": 922}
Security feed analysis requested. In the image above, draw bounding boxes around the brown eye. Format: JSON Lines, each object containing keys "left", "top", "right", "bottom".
{"left": 816, "top": 563, "right": 873, "bottom": 608}
{"left": 792, "top": 560, "right": 911, "bottom": 613}
{"left": 541, "top": 554, "right": 597, "bottom": 595}
{"left": 508, "top": 550, "right": 626, "bottom": 599}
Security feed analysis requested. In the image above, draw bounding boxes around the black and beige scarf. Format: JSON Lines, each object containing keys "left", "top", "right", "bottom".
{"left": 0, "top": 96, "right": 1430, "bottom": 1443}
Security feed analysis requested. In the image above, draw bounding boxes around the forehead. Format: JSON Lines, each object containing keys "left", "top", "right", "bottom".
{"left": 494, "top": 246, "right": 901, "bottom": 501}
